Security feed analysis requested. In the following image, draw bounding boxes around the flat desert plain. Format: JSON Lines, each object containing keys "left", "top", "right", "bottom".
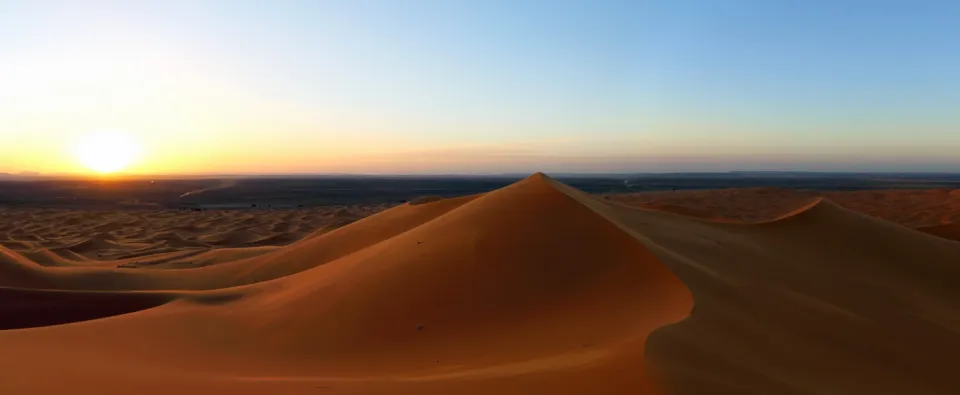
{"left": 2, "top": 174, "right": 960, "bottom": 394}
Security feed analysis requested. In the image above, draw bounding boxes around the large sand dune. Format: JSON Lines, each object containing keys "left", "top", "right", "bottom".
{"left": 2, "top": 174, "right": 959, "bottom": 394}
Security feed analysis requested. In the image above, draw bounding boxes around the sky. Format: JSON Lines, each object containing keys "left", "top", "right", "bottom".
{"left": 1, "top": 0, "right": 959, "bottom": 175}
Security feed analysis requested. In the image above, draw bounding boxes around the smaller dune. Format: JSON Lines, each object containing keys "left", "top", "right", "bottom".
{"left": 242, "top": 232, "right": 301, "bottom": 247}
{"left": 268, "top": 221, "right": 293, "bottom": 233}
{"left": 116, "top": 246, "right": 191, "bottom": 260}
{"left": 199, "top": 229, "right": 262, "bottom": 246}
{"left": 0, "top": 240, "right": 33, "bottom": 250}
{"left": 10, "top": 234, "right": 43, "bottom": 242}
{"left": 92, "top": 231, "right": 118, "bottom": 241}
{"left": 58, "top": 237, "right": 138, "bottom": 255}
{"left": 17, "top": 249, "right": 87, "bottom": 267}
{"left": 151, "top": 246, "right": 280, "bottom": 269}
{"left": 0, "top": 247, "right": 50, "bottom": 288}
{"left": 91, "top": 223, "right": 123, "bottom": 233}
{"left": 607, "top": 187, "right": 960, "bottom": 228}
{"left": 152, "top": 232, "right": 212, "bottom": 248}
{"left": 331, "top": 207, "right": 358, "bottom": 218}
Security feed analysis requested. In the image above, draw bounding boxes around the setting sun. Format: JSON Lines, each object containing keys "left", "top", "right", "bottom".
{"left": 75, "top": 131, "right": 141, "bottom": 174}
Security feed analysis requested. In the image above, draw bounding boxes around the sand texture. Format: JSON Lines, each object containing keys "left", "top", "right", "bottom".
{"left": 0, "top": 205, "right": 386, "bottom": 265}
{"left": 1, "top": 175, "right": 959, "bottom": 394}
{"left": 606, "top": 187, "right": 960, "bottom": 241}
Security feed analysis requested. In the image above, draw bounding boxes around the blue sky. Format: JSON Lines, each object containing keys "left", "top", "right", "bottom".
{"left": 1, "top": 0, "right": 958, "bottom": 173}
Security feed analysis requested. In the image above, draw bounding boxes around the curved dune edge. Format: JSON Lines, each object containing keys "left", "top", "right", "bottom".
{"left": 549, "top": 177, "right": 960, "bottom": 395}
{"left": 605, "top": 193, "right": 832, "bottom": 227}
{"left": 0, "top": 173, "right": 692, "bottom": 394}
{"left": 0, "top": 286, "right": 173, "bottom": 330}
{"left": 3, "top": 173, "right": 960, "bottom": 395}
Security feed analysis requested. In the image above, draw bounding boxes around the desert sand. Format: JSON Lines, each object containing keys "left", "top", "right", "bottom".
{"left": 605, "top": 187, "right": 960, "bottom": 241}
{"left": 1, "top": 175, "right": 960, "bottom": 394}
{"left": 0, "top": 204, "right": 386, "bottom": 265}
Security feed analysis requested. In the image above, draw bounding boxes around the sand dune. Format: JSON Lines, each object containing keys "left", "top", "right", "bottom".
{"left": 0, "top": 246, "right": 53, "bottom": 288}
{"left": 1, "top": 175, "right": 959, "bottom": 394}
{"left": 16, "top": 248, "right": 90, "bottom": 267}
{"left": 143, "top": 246, "right": 281, "bottom": 269}
{"left": 198, "top": 229, "right": 263, "bottom": 245}
{"left": 605, "top": 187, "right": 960, "bottom": 227}
{"left": 918, "top": 223, "right": 960, "bottom": 242}
{"left": 0, "top": 205, "right": 383, "bottom": 257}
{"left": 583, "top": 187, "right": 960, "bottom": 394}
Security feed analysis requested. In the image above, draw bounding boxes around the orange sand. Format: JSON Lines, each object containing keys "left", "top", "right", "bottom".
{"left": 2, "top": 176, "right": 960, "bottom": 394}
{"left": 0, "top": 174, "right": 691, "bottom": 394}
{"left": 605, "top": 187, "right": 960, "bottom": 242}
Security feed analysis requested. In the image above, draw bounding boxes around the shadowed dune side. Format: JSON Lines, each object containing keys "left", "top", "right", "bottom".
{"left": 553, "top": 180, "right": 960, "bottom": 395}
{"left": 0, "top": 239, "right": 36, "bottom": 250}
{"left": 15, "top": 248, "right": 89, "bottom": 267}
{"left": 199, "top": 229, "right": 263, "bottom": 245}
{"left": 918, "top": 223, "right": 960, "bottom": 242}
{"left": 0, "top": 287, "right": 173, "bottom": 330}
{"left": 54, "top": 236, "right": 147, "bottom": 257}
{"left": 150, "top": 232, "right": 213, "bottom": 248}
{"left": 0, "top": 174, "right": 692, "bottom": 395}
{"left": 0, "top": 247, "right": 53, "bottom": 288}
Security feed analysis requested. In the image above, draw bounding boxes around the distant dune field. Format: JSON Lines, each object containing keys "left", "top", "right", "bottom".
{"left": 1, "top": 175, "right": 959, "bottom": 394}
{"left": 605, "top": 187, "right": 960, "bottom": 241}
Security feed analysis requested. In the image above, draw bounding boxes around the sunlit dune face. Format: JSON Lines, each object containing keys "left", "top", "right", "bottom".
{"left": 75, "top": 131, "right": 141, "bottom": 174}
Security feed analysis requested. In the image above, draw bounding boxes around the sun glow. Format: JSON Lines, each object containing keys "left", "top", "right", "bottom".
{"left": 75, "top": 131, "right": 141, "bottom": 174}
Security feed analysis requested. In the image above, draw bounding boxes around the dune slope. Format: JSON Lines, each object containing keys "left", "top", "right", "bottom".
{"left": 2, "top": 174, "right": 960, "bottom": 395}
{"left": 0, "top": 174, "right": 691, "bottom": 394}
{"left": 0, "top": 194, "right": 476, "bottom": 291}
{"left": 556, "top": 182, "right": 960, "bottom": 395}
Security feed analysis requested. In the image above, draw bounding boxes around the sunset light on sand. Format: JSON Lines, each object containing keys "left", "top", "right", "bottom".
{"left": 2, "top": 1, "right": 960, "bottom": 394}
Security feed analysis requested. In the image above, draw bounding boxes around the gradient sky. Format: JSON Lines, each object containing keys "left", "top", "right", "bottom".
{"left": 1, "top": 0, "right": 959, "bottom": 174}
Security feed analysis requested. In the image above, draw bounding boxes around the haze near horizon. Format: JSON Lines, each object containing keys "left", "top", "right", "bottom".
{"left": 2, "top": 0, "right": 959, "bottom": 175}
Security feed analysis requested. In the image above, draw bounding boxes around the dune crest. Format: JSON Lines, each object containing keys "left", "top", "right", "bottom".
{"left": 0, "top": 174, "right": 692, "bottom": 394}
{"left": 2, "top": 174, "right": 960, "bottom": 395}
{"left": 196, "top": 173, "right": 693, "bottom": 388}
{"left": 559, "top": 181, "right": 960, "bottom": 395}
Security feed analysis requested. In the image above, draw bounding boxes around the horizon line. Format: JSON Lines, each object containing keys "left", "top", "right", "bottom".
{"left": 4, "top": 170, "right": 960, "bottom": 179}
